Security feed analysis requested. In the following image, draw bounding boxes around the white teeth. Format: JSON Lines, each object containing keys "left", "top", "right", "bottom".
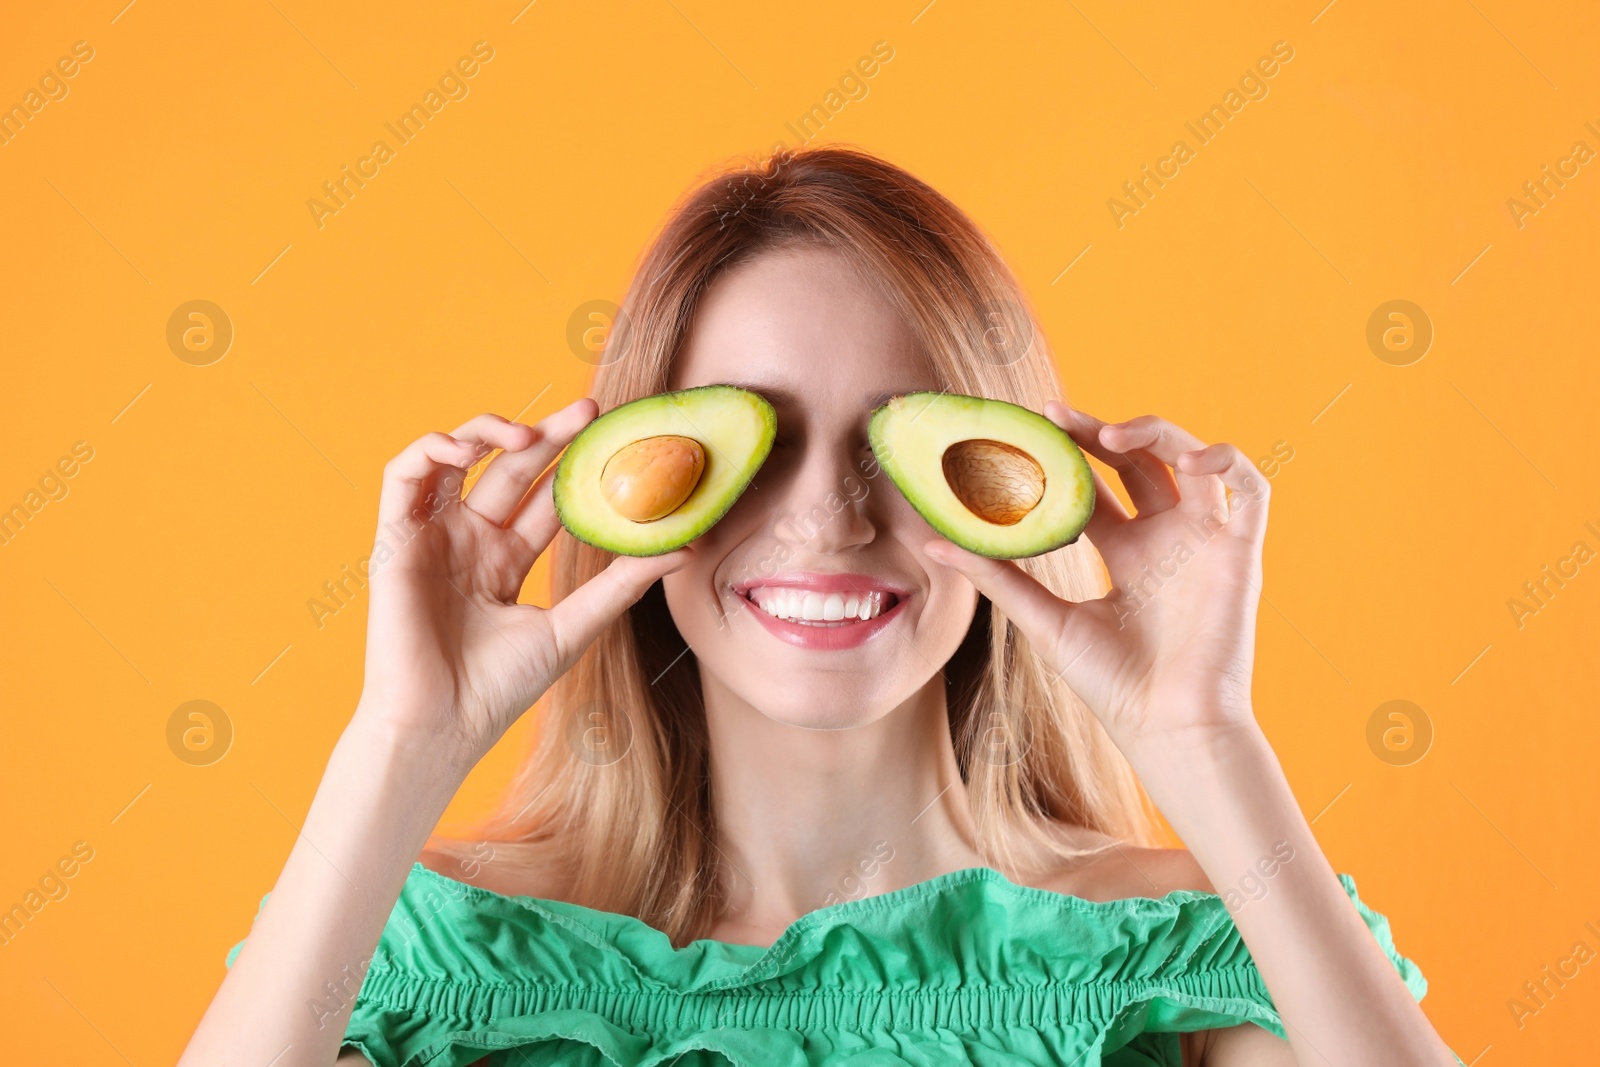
{"left": 745, "top": 586, "right": 894, "bottom": 625}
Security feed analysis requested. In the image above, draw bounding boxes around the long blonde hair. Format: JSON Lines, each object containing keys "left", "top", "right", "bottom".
{"left": 432, "top": 144, "right": 1156, "bottom": 944}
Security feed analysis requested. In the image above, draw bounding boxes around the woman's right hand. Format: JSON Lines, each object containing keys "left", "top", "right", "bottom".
{"left": 353, "top": 398, "right": 689, "bottom": 766}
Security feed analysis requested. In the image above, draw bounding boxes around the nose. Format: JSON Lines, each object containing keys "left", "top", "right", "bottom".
{"left": 771, "top": 442, "right": 877, "bottom": 555}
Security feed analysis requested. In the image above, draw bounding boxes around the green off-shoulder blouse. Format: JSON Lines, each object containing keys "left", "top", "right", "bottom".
{"left": 226, "top": 862, "right": 1462, "bottom": 1066}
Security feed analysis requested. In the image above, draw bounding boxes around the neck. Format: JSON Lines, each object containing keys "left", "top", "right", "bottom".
{"left": 703, "top": 672, "right": 985, "bottom": 944}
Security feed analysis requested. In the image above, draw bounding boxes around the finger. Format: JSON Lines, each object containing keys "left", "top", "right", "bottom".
{"left": 1177, "top": 442, "right": 1271, "bottom": 543}
{"left": 1043, "top": 401, "right": 1129, "bottom": 545}
{"left": 545, "top": 549, "right": 693, "bottom": 671}
{"left": 924, "top": 538, "right": 1080, "bottom": 664}
{"left": 1102, "top": 415, "right": 1226, "bottom": 518}
{"left": 461, "top": 400, "right": 598, "bottom": 525}
{"left": 377, "top": 431, "right": 486, "bottom": 533}
{"left": 505, "top": 462, "right": 562, "bottom": 554}
{"left": 1057, "top": 404, "right": 1179, "bottom": 515}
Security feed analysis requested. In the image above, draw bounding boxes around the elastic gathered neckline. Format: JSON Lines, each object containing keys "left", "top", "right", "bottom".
{"left": 354, "top": 964, "right": 1278, "bottom": 1030}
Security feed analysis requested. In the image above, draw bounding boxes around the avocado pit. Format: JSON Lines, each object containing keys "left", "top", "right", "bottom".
{"left": 599, "top": 434, "right": 706, "bottom": 522}
{"left": 941, "top": 438, "right": 1046, "bottom": 526}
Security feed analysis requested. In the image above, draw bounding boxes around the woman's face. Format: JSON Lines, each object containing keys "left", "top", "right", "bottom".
{"left": 661, "top": 245, "right": 980, "bottom": 729}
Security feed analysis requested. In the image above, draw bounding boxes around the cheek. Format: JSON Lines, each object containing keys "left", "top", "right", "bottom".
{"left": 661, "top": 557, "right": 716, "bottom": 640}
{"left": 660, "top": 528, "right": 757, "bottom": 654}
{"left": 922, "top": 568, "right": 980, "bottom": 643}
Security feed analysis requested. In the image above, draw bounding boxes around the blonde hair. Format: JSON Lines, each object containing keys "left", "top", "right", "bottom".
{"left": 431, "top": 144, "right": 1156, "bottom": 944}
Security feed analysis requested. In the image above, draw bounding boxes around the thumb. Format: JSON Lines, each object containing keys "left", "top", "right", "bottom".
{"left": 925, "top": 538, "right": 1076, "bottom": 662}
{"left": 544, "top": 548, "right": 692, "bottom": 672}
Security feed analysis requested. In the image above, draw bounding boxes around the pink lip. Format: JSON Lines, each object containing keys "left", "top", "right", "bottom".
{"left": 732, "top": 571, "right": 912, "bottom": 651}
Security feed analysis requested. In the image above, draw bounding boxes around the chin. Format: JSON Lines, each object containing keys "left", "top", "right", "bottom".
{"left": 738, "top": 681, "right": 904, "bottom": 731}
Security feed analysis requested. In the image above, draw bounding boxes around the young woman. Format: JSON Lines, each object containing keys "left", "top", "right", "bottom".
{"left": 182, "top": 146, "right": 1462, "bottom": 1065}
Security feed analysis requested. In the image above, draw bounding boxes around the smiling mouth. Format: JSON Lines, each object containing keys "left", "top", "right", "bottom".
{"left": 743, "top": 587, "right": 898, "bottom": 627}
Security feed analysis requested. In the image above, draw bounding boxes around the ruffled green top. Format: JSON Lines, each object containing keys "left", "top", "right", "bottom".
{"left": 227, "top": 862, "right": 1460, "bottom": 1066}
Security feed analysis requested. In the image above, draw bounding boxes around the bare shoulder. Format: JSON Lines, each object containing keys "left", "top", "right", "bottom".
{"left": 1021, "top": 829, "right": 1215, "bottom": 903}
{"left": 417, "top": 839, "right": 572, "bottom": 902}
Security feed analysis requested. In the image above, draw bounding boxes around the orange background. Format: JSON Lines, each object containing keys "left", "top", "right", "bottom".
{"left": 2, "top": 1, "right": 1597, "bottom": 1062}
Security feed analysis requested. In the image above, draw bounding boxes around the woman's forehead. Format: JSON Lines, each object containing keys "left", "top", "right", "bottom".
{"left": 670, "top": 249, "right": 937, "bottom": 398}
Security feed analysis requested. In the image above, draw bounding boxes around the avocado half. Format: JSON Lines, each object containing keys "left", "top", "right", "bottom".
{"left": 868, "top": 393, "right": 1095, "bottom": 559}
{"left": 553, "top": 385, "right": 776, "bottom": 556}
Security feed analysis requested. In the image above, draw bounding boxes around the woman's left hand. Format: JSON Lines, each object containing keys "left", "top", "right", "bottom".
{"left": 925, "top": 400, "right": 1272, "bottom": 754}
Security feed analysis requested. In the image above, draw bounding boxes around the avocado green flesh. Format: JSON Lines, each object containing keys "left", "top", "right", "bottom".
{"left": 554, "top": 385, "right": 776, "bottom": 556}
{"left": 869, "top": 392, "right": 1095, "bottom": 559}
